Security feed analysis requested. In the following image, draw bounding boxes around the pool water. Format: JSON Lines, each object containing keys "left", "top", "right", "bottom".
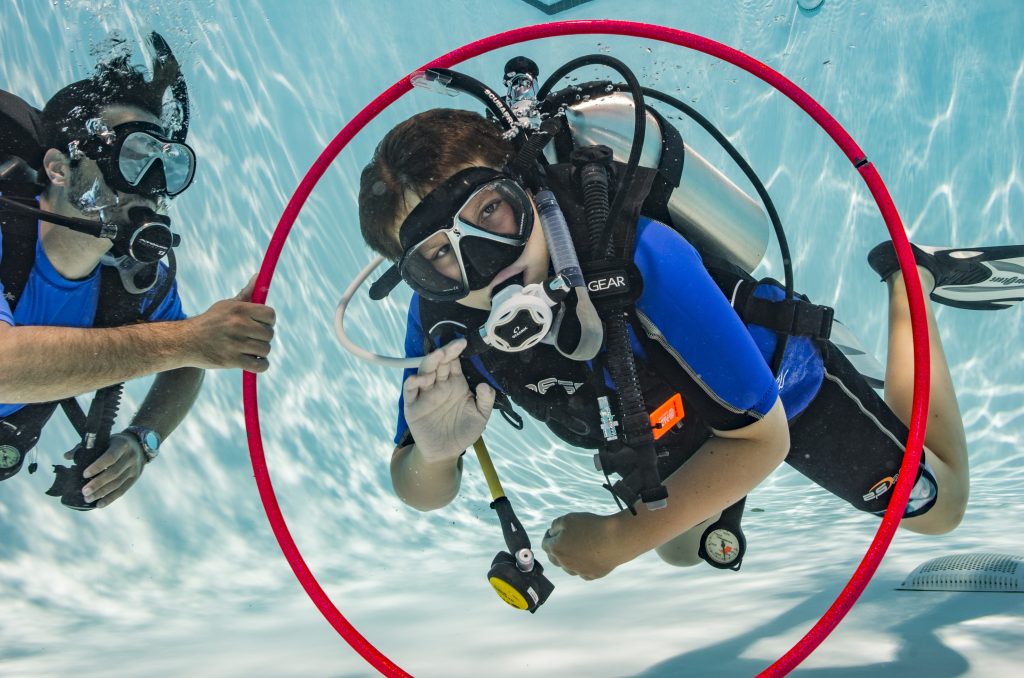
{"left": 1, "top": 1, "right": 1022, "bottom": 676}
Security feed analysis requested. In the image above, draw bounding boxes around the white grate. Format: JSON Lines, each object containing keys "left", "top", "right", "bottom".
{"left": 897, "top": 553, "right": 1024, "bottom": 592}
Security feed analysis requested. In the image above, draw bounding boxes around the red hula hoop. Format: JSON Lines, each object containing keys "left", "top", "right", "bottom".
{"left": 242, "top": 19, "right": 931, "bottom": 678}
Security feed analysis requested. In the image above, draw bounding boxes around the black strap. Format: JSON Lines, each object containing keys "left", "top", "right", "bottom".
{"left": 640, "top": 105, "right": 684, "bottom": 227}
{"left": 733, "top": 279, "right": 834, "bottom": 342}
{"left": 1, "top": 203, "right": 40, "bottom": 310}
{"left": 96, "top": 260, "right": 148, "bottom": 328}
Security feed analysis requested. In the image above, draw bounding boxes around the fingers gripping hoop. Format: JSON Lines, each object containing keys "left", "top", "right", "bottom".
{"left": 243, "top": 20, "right": 930, "bottom": 677}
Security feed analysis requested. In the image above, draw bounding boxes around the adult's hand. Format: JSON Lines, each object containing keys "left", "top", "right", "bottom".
{"left": 69, "top": 433, "right": 145, "bottom": 509}
{"left": 404, "top": 338, "right": 495, "bottom": 463}
{"left": 184, "top": 275, "right": 276, "bottom": 372}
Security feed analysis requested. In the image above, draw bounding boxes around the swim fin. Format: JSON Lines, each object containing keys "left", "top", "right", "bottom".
{"left": 867, "top": 241, "right": 1024, "bottom": 310}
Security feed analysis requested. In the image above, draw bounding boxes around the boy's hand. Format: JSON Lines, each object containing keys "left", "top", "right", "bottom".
{"left": 541, "top": 512, "right": 633, "bottom": 580}
{"left": 403, "top": 339, "right": 494, "bottom": 463}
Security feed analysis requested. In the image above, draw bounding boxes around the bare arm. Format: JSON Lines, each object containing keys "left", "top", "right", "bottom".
{"left": 609, "top": 397, "right": 790, "bottom": 558}
{"left": 129, "top": 366, "right": 205, "bottom": 438}
{"left": 0, "top": 322, "right": 196, "bottom": 403}
{"left": 543, "top": 397, "right": 790, "bottom": 579}
{"left": 388, "top": 339, "right": 493, "bottom": 512}
{"left": 0, "top": 279, "right": 275, "bottom": 404}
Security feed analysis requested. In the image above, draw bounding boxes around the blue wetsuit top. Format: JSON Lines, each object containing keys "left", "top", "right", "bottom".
{"left": 393, "top": 218, "right": 824, "bottom": 444}
{"left": 0, "top": 226, "right": 186, "bottom": 417}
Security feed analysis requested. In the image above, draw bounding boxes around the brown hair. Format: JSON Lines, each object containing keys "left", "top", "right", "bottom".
{"left": 358, "top": 108, "right": 513, "bottom": 260}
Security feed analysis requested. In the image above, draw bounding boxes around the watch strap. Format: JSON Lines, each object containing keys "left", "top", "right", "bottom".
{"left": 124, "top": 425, "right": 161, "bottom": 463}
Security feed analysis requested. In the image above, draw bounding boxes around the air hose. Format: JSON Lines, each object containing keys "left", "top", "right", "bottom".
{"left": 45, "top": 382, "right": 125, "bottom": 510}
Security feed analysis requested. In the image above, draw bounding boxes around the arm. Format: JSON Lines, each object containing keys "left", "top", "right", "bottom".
{"left": 0, "top": 321, "right": 198, "bottom": 402}
{"left": 389, "top": 339, "right": 494, "bottom": 512}
{"left": 608, "top": 397, "right": 789, "bottom": 559}
{"left": 129, "top": 366, "right": 205, "bottom": 437}
{"left": 0, "top": 278, "right": 275, "bottom": 403}
{"left": 543, "top": 397, "right": 789, "bottom": 579}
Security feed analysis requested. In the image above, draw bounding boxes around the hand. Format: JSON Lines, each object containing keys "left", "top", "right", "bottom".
{"left": 541, "top": 512, "right": 630, "bottom": 580}
{"left": 404, "top": 339, "right": 495, "bottom": 463}
{"left": 65, "top": 433, "right": 145, "bottom": 509}
{"left": 184, "top": 275, "right": 276, "bottom": 372}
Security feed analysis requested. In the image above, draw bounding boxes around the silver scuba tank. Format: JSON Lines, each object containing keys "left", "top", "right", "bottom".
{"left": 543, "top": 91, "right": 769, "bottom": 274}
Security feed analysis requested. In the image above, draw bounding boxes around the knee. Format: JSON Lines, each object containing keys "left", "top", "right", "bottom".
{"left": 901, "top": 486, "right": 968, "bottom": 535}
{"left": 930, "top": 489, "right": 969, "bottom": 534}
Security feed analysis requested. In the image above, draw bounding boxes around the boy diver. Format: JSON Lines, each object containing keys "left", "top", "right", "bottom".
{"left": 356, "top": 101, "right": 1020, "bottom": 581}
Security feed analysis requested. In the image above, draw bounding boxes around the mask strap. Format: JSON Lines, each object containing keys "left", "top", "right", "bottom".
{"left": 368, "top": 263, "right": 402, "bottom": 300}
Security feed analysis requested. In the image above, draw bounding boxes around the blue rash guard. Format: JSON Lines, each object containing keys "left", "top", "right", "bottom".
{"left": 0, "top": 226, "right": 186, "bottom": 418}
{"left": 392, "top": 218, "right": 825, "bottom": 444}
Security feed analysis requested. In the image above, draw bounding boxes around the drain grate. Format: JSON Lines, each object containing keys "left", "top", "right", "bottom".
{"left": 898, "top": 553, "right": 1024, "bottom": 592}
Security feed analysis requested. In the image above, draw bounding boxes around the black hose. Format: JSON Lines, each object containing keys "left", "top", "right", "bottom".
{"left": 91, "top": 383, "right": 123, "bottom": 452}
{"left": 578, "top": 158, "right": 666, "bottom": 507}
{"left": 579, "top": 163, "right": 610, "bottom": 258}
{"left": 537, "top": 55, "right": 647, "bottom": 263}
{"left": 425, "top": 68, "right": 521, "bottom": 133}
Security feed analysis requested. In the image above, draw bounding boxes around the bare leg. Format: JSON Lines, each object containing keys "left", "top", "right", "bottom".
{"left": 883, "top": 267, "right": 969, "bottom": 534}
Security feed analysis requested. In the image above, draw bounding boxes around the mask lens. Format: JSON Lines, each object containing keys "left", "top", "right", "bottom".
{"left": 118, "top": 132, "right": 196, "bottom": 195}
{"left": 402, "top": 230, "right": 466, "bottom": 299}
{"left": 456, "top": 180, "right": 528, "bottom": 237}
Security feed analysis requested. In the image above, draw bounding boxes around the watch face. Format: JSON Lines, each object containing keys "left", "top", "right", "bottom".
{"left": 704, "top": 528, "right": 741, "bottom": 565}
{"left": 142, "top": 431, "right": 160, "bottom": 451}
{"left": 0, "top": 445, "right": 20, "bottom": 469}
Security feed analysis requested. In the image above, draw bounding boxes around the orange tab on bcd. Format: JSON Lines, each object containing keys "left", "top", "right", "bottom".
{"left": 650, "top": 393, "right": 684, "bottom": 440}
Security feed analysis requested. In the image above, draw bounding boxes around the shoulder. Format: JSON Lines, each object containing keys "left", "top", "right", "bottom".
{"left": 633, "top": 217, "right": 703, "bottom": 276}
{"left": 632, "top": 217, "right": 711, "bottom": 297}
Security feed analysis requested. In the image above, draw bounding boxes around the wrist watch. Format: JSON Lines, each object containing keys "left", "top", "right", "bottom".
{"left": 124, "top": 426, "right": 161, "bottom": 463}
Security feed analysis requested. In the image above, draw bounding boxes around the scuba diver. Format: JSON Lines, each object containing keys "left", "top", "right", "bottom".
{"left": 0, "top": 33, "right": 276, "bottom": 509}
{"left": 348, "top": 56, "right": 1024, "bottom": 582}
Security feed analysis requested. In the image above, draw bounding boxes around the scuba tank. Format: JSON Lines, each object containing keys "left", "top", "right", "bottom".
{"left": 544, "top": 89, "right": 768, "bottom": 273}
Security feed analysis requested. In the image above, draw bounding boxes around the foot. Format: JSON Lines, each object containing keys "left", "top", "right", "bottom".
{"left": 868, "top": 241, "right": 1024, "bottom": 310}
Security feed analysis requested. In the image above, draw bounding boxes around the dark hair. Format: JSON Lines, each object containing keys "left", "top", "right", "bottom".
{"left": 358, "top": 108, "right": 513, "bottom": 260}
{"left": 41, "top": 45, "right": 181, "bottom": 156}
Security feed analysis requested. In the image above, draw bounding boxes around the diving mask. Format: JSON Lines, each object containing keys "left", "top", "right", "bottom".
{"left": 74, "top": 120, "right": 196, "bottom": 197}
{"left": 396, "top": 167, "right": 533, "bottom": 302}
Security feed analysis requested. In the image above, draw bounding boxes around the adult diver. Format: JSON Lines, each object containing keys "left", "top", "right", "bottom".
{"left": 0, "top": 33, "right": 276, "bottom": 509}
{"left": 343, "top": 55, "right": 1024, "bottom": 584}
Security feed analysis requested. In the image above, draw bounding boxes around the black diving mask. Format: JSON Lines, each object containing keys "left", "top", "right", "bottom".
{"left": 396, "top": 167, "right": 533, "bottom": 302}
{"left": 75, "top": 120, "right": 196, "bottom": 197}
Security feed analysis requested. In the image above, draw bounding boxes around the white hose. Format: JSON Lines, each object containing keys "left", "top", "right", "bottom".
{"left": 333, "top": 255, "right": 422, "bottom": 369}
